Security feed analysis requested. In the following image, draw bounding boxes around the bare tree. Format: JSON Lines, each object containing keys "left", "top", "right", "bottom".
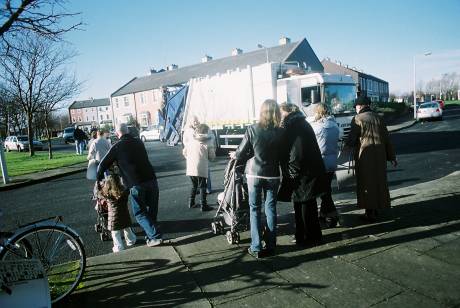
{"left": 1, "top": 0, "right": 82, "bottom": 53}
{"left": 0, "top": 34, "right": 80, "bottom": 157}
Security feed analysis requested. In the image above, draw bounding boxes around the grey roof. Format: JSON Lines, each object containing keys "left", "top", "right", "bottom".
{"left": 321, "top": 60, "right": 388, "bottom": 83}
{"left": 111, "top": 38, "right": 323, "bottom": 97}
{"left": 69, "top": 98, "right": 110, "bottom": 109}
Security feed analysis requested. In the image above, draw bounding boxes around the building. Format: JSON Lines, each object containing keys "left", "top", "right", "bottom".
{"left": 111, "top": 37, "right": 324, "bottom": 128}
{"left": 321, "top": 59, "right": 389, "bottom": 102}
{"left": 68, "top": 98, "right": 112, "bottom": 131}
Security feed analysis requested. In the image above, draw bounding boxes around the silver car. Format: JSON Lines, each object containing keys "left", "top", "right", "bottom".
{"left": 417, "top": 102, "right": 443, "bottom": 121}
{"left": 3, "top": 135, "right": 45, "bottom": 152}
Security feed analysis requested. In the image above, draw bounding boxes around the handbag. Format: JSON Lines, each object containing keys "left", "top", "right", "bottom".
{"left": 86, "top": 159, "right": 98, "bottom": 180}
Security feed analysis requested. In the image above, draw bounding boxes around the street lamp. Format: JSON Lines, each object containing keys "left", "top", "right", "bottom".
{"left": 257, "top": 44, "right": 269, "bottom": 63}
{"left": 413, "top": 51, "right": 432, "bottom": 120}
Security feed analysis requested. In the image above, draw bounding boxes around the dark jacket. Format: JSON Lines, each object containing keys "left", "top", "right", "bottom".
{"left": 74, "top": 128, "right": 86, "bottom": 142}
{"left": 234, "top": 124, "right": 286, "bottom": 177}
{"left": 97, "top": 134, "right": 156, "bottom": 188}
{"left": 278, "top": 111, "right": 327, "bottom": 202}
{"left": 345, "top": 106, "right": 396, "bottom": 209}
{"left": 106, "top": 191, "right": 132, "bottom": 231}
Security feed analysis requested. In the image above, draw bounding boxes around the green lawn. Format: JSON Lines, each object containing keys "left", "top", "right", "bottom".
{"left": 444, "top": 100, "right": 460, "bottom": 106}
{"left": 1, "top": 152, "right": 86, "bottom": 177}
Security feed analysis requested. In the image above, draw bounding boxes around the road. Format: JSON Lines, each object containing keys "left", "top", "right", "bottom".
{"left": 1, "top": 106, "right": 460, "bottom": 257}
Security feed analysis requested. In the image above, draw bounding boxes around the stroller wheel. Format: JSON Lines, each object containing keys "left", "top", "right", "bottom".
{"left": 226, "top": 231, "right": 233, "bottom": 244}
{"left": 95, "top": 224, "right": 102, "bottom": 233}
{"left": 211, "top": 222, "right": 218, "bottom": 235}
{"left": 101, "top": 232, "right": 110, "bottom": 241}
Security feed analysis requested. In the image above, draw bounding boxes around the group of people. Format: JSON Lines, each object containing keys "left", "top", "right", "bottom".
{"left": 74, "top": 125, "right": 112, "bottom": 156}
{"left": 85, "top": 95, "right": 396, "bottom": 257}
{"left": 233, "top": 96, "right": 396, "bottom": 258}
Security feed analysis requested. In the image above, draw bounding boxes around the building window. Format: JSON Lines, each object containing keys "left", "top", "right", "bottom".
{"left": 86, "top": 116, "right": 89, "bottom": 122}
{"left": 100, "top": 115, "right": 103, "bottom": 121}
{"left": 124, "top": 97, "right": 129, "bottom": 107}
{"left": 106, "top": 107, "right": 109, "bottom": 111}
{"left": 139, "top": 112, "right": 150, "bottom": 127}
{"left": 141, "top": 93, "right": 146, "bottom": 104}
{"left": 115, "top": 102, "right": 119, "bottom": 108}
{"left": 71, "top": 109, "right": 75, "bottom": 114}
{"left": 93, "top": 116, "right": 95, "bottom": 121}
{"left": 106, "top": 114, "right": 109, "bottom": 119}
{"left": 78, "top": 117, "right": 81, "bottom": 122}
{"left": 72, "top": 117, "right": 76, "bottom": 123}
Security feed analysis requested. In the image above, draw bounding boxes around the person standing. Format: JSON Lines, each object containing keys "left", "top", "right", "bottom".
{"left": 183, "top": 124, "right": 215, "bottom": 211}
{"left": 310, "top": 103, "right": 340, "bottom": 228}
{"left": 97, "top": 123, "right": 162, "bottom": 247}
{"left": 279, "top": 103, "right": 327, "bottom": 247}
{"left": 87, "top": 129, "right": 111, "bottom": 164}
{"left": 234, "top": 99, "right": 285, "bottom": 258}
{"left": 73, "top": 125, "right": 86, "bottom": 155}
{"left": 345, "top": 96, "right": 397, "bottom": 222}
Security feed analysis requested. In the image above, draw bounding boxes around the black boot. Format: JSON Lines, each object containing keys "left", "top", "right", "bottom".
{"left": 188, "top": 198, "right": 196, "bottom": 209}
{"left": 200, "top": 192, "right": 212, "bottom": 212}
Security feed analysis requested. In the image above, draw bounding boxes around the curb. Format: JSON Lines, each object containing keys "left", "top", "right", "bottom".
{"left": 0, "top": 165, "right": 86, "bottom": 192}
{"left": 388, "top": 120, "right": 417, "bottom": 133}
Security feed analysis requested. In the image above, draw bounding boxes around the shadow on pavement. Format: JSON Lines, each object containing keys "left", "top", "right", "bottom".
{"left": 390, "top": 130, "right": 460, "bottom": 155}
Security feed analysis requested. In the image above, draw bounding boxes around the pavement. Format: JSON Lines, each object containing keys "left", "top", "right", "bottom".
{"left": 58, "top": 170, "right": 460, "bottom": 308}
{"left": 0, "top": 115, "right": 416, "bottom": 192}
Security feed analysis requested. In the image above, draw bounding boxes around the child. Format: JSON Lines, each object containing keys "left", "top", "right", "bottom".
{"left": 183, "top": 123, "right": 216, "bottom": 211}
{"left": 99, "top": 174, "right": 137, "bottom": 252}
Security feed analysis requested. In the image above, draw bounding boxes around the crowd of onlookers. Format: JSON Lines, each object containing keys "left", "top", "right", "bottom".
{"left": 82, "top": 95, "right": 397, "bottom": 258}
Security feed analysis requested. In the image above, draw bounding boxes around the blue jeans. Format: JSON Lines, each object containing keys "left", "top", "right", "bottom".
{"left": 75, "top": 140, "right": 84, "bottom": 154}
{"left": 206, "top": 168, "right": 212, "bottom": 193}
{"left": 129, "top": 179, "right": 161, "bottom": 240}
{"left": 247, "top": 176, "right": 280, "bottom": 252}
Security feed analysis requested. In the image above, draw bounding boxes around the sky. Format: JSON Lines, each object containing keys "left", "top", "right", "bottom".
{"left": 64, "top": 0, "right": 460, "bottom": 101}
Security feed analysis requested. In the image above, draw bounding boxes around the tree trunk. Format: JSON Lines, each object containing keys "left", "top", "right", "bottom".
{"left": 27, "top": 112, "right": 35, "bottom": 156}
{"left": 44, "top": 116, "right": 53, "bottom": 159}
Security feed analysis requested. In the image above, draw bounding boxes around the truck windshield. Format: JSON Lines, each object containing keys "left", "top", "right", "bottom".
{"left": 323, "top": 84, "right": 356, "bottom": 114}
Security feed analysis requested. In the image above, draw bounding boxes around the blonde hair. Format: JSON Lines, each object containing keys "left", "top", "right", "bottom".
{"left": 258, "top": 99, "right": 281, "bottom": 129}
{"left": 101, "top": 174, "right": 124, "bottom": 200}
{"left": 314, "top": 103, "right": 330, "bottom": 121}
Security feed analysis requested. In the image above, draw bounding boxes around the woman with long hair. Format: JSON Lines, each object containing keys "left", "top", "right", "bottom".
{"left": 234, "top": 99, "right": 285, "bottom": 258}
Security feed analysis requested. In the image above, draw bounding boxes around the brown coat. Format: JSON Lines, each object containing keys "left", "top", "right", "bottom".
{"left": 106, "top": 191, "right": 132, "bottom": 231}
{"left": 346, "top": 107, "right": 396, "bottom": 209}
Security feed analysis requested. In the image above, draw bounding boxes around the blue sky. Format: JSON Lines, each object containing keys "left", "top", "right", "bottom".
{"left": 65, "top": 0, "right": 460, "bottom": 101}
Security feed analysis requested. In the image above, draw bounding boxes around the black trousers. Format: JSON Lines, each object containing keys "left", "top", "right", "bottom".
{"left": 294, "top": 199, "right": 322, "bottom": 243}
{"left": 190, "top": 176, "right": 207, "bottom": 205}
{"left": 320, "top": 172, "right": 337, "bottom": 216}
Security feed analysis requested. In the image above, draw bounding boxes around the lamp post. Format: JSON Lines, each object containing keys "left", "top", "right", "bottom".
{"left": 413, "top": 52, "right": 432, "bottom": 120}
{"left": 257, "top": 44, "right": 269, "bottom": 63}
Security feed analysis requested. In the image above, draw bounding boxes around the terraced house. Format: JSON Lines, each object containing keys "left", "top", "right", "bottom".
{"left": 68, "top": 98, "right": 112, "bottom": 131}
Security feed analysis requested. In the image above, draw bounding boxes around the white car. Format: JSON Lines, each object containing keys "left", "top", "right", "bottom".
{"left": 140, "top": 126, "right": 161, "bottom": 142}
{"left": 3, "top": 135, "right": 45, "bottom": 152}
{"left": 417, "top": 102, "right": 443, "bottom": 121}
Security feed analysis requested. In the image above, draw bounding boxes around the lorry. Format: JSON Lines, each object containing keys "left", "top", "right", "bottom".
{"left": 159, "top": 62, "right": 357, "bottom": 151}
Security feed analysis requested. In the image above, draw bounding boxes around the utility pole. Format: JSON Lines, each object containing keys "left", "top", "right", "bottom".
{"left": 0, "top": 141, "right": 10, "bottom": 184}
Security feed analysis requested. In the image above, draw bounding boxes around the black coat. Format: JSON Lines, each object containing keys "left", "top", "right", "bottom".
{"left": 74, "top": 128, "right": 87, "bottom": 141}
{"left": 278, "top": 112, "right": 327, "bottom": 202}
{"left": 235, "top": 124, "right": 286, "bottom": 177}
{"left": 97, "top": 134, "right": 156, "bottom": 188}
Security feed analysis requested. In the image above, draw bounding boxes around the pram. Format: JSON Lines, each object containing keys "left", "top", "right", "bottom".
{"left": 92, "top": 182, "right": 111, "bottom": 241}
{"left": 211, "top": 159, "right": 249, "bottom": 244}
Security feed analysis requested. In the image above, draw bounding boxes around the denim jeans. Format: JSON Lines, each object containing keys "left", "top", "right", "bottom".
{"left": 75, "top": 140, "right": 84, "bottom": 155}
{"left": 129, "top": 178, "right": 161, "bottom": 240}
{"left": 206, "top": 168, "right": 212, "bottom": 193}
{"left": 246, "top": 176, "right": 280, "bottom": 252}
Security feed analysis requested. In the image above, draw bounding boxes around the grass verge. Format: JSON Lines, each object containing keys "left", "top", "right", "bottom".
{"left": 2, "top": 152, "right": 86, "bottom": 177}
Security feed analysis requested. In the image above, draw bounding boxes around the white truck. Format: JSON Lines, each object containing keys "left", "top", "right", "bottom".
{"left": 181, "top": 62, "right": 357, "bottom": 151}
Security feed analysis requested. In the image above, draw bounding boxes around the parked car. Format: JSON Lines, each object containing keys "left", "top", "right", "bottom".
{"left": 63, "top": 127, "right": 75, "bottom": 143}
{"left": 140, "top": 126, "right": 161, "bottom": 142}
{"left": 417, "top": 102, "right": 443, "bottom": 121}
{"left": 3, "top": 136, "right": 45, "bottom": 152}
{"left": 434, "top": 99, "right": 445, "bottom": 109}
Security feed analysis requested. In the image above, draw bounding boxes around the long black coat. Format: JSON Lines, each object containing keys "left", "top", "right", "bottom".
{"left": 278, "top": 112, "right": 327, "bottom": 202}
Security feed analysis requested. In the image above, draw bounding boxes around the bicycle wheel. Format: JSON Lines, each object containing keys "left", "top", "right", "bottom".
{"left": 0, "top": 225, "right": 86, "bottom": 304}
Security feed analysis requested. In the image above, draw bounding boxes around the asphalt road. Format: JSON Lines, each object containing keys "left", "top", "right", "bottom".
{"left": 1, "top": 106, "right": 460, "bottom": 258}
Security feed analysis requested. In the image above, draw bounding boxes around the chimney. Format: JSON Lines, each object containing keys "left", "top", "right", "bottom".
{"left": 279, "top": 36, "right": 291, "bottom": 45}
{"left": 232, "top": 48, "right": 243, "bottom": 56}
{"left": 201, "top": 55, "right": 213, "bottom": 63}
{"left": 167, "top": 64, "right": 178, "bottom": 71}
{"left": 149, "top": 67, "right": 157, "bottom": 75}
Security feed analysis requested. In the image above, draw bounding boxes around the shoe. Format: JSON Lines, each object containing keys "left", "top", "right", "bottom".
{"left": 112, "top": 246, "right": 125, "bottom": 253}
{"left": 188, "top": 199, "right": 196, "bottom": 209}
{"left": 146, "top": 238, "right": 163, "bottom": 247}
{"left": 247, "top": 247, "right": 261, "bottom": 259}
{"left": 201, "top": 204, "right": 213, "bottom": 212}
{"left": 264, "top": 248, "right": 276, "bottom": 257}
{"left": 206, "top": 189, "right": 212, "bottom": 194}
{"left": 126, "top": 240, "right": 136, "bottom": 247}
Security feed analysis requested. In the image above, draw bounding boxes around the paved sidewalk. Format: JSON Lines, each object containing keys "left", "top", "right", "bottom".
{"left": 60, "top": 171, "right": 460, "bottom": 308}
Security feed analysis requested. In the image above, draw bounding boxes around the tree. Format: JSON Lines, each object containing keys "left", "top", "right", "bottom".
{"left": 0, "top": 34, "right": 80, "bottom": 157}
{"left": 0, "top": 0, "right": 82, "bottom": 53}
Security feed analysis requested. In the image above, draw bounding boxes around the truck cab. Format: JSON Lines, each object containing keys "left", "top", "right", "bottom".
{"left": 277, "top": 72, "right": 356, "bottom": 140}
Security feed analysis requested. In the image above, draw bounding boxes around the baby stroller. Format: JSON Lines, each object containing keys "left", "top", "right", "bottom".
{"left": 211, "top": 158, "right": 249, "bottom": 244}
{"left": 92, "top": 182, "right": 111, "bottom": 241}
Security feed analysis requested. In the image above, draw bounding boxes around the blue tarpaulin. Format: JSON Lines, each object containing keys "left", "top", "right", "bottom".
{"left": 158, "top": 85, "right": 188, "bottom": 146}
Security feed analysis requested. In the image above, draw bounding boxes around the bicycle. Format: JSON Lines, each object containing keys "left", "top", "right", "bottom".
{"left": 0, "top": 216, "right": 86, "bottom": 304}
